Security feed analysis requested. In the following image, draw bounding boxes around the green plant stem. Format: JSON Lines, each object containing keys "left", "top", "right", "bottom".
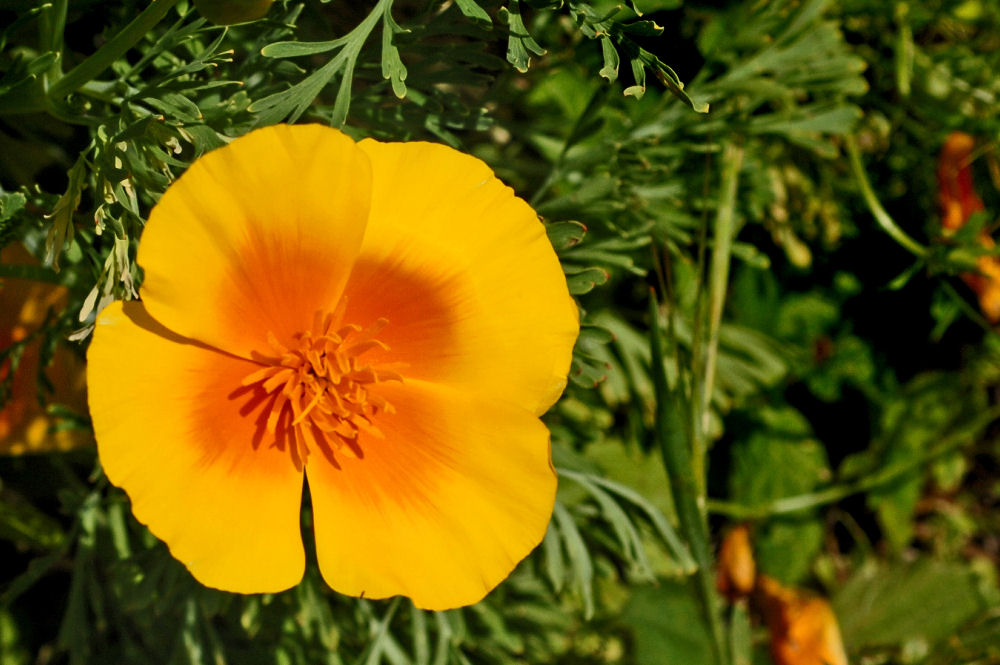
{"left": 697, "top": 141, "right": 744, "bottom": 482}
{"left": 649, "top": 294, "right": 728, "bottom": 665}
{"left": 47, "top": 0, "right": 181, "bottom": 101}
{"left": 707, "top": 402, "right": 1000, "bottom": 519}
{"left": 846, "top": 133, "right": 928, "bottom": 259}
{"left": 941, "top": 281, "right": 1000, "bottom": 335}
{"left": 38, "top": 0, "right": 68, "bottom": 68}
{"left": 688, "top": 145, "right": 714, "bottom": 464}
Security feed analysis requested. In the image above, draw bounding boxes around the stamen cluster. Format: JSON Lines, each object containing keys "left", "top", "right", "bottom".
{"left": 242, "top": 309, "right": 400, "bottom": 463}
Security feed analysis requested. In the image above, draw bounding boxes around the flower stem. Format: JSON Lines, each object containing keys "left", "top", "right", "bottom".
{"left": 38, "top": 0, "right": 69, "bottom": 64}
{"left": 649, "top": 293, "right": 728, "bottom": 665}
{"left": 697, "top": 141, "right": 745, "bottom": 482}
{"left": 846, "top": 133, "right": 928, "bottom": 258}
{"left": 47, "top": 0, "right": 181, "bottom": 101}
{"left": 707, "top": 402, "right": 1000, "bottom": 519}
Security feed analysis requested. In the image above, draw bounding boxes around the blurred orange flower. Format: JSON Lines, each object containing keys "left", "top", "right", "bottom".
{"left": 1, "top": 245, "right": 88, "bottom": 455}
{"left": 937, "top": 131, "right": 1000, "bottom": 322}
{"left": 756, "top": 576, "right": 849, "bottom": 665}
{"left": 716, "top": 524, "right": 756, "bottom": 600}
{"left": 86, "top": 124, "right": 579, "bottom": 609}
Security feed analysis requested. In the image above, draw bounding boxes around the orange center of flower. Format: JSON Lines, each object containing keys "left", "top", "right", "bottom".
{"left": 241, "top": 309, "right": 401, "bottom": 465}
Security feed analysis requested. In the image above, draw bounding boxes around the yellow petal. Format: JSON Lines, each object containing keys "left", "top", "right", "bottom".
{"left": 139, "top": 125, "right": 372, "bottom": 359}
{"left": 87, "top": 301, "right": 305, "bottom": 592}
{"left": 347, "top": 139, "right": 578, "bottom": 416}
{"left": 305, "top": 379, "right": 556, "bottom": 609}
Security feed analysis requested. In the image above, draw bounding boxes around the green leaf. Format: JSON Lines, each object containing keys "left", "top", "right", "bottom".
{"left": 454, "top": 0, "right": 492, "bottom": 24}
{"left": 563, "top": 471, "right": 653, "bottom": 579}
{"left": 541, "top": 524, "right": 566, "bottom": 592}
{"left": 565, "top": 266, "right": 609, "bottom": 294}
{"left": 624, "top": 580, "right": 716, "bottom": 665}
{"left": 260, "top": 39, "right": 346, "bottom": 58}
{"left": 749, "top": 103, "right": 863, "bottom": 136}
{"left": 501, "top": 0, "right": 546, "bottom": 73}
{"left": 0, "top": 191, "right": 26, "bottom": 223}
{"left": 623, "top": 55, "right": 646, "bottom": 98}
{"left": 728, "top": 406, "right": 831, "bottom": 507}
{"left": 599, "top": 36, "right": 620, "bottom": 82}
{"left": 44, "top": 154, "right": 88, "bottom": 271}
{"left": 0, "top": 547, "right": 68, "bottom": 606}
{"left": 382, "top": 11, "right": 408, "bottom": 98}
{"left": 545, "top": 220, "right": 587, "bottom": 251}
{"left": 756, "top": 520, "right": 824, "bottom": 585}
{"left": 727, "top": 406, "right": 830, "bottom": 583}
{"left": 0, "top": 493, "right": 66, "bottom": 551}
{"left": 551, "top": 501, "right": 595, "bottom": 618}
{"left": 834, "top": 561, "right": 987, "bottom": 649}
{"left": 560, "top": 468, "right": 696, "bottom": 572}
{"left": 648, "top": 296, "right": 726, "bottom": 662}
{"left": 622, "top": 20, "right": 663, "bottom": 37}
{"left": 251, "top": 1, "right": 390, "bottom": 125}
{"left": 569, "top": 355, "right": 609, "bottom": 387}
{"left": 728, "top": 602, "right": 753, "bottom": 665}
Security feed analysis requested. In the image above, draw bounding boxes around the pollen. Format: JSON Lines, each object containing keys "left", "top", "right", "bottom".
{"left": 242, "top": 308, "right": 401, "bottom": 464}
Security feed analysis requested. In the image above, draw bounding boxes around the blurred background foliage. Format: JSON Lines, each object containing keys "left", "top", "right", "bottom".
{"left": 1, "top": 0, "right": 999, "bottom": 663}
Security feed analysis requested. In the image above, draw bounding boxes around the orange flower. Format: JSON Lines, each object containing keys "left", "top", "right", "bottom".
{"left": 716, "top": 524, "right": 756, "bottom": 601}
{"left": 756, "top": 576, "right": 848, "bottom": 665}
{"left": 937, "top": 131, "right": 1000, "bottom": 322}
{"left": 1, "top": 245, "right": 88, "bottom": 455}
{"left": 86, "top": 124, "right": 579, "bottom": 609}
{"left": 938, "top": 132, "right": 984, "bottom": 232}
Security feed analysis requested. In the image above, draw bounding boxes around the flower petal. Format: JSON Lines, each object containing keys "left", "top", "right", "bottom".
{"left": 88, "top": 301, "right": 305, "bottom": 592}
{"left": 139, "top": 125, "right": 372, "bottom": 358}
{"left": 305, "top": 379, "right": 556, "bottom": 609}
{"left": 345, "top": 139, "right": 578, "bottom": 416}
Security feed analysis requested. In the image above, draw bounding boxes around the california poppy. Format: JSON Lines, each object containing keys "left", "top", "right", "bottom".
{"left": 87, "top": 124, "right": 579, "bottom": 609}
{"left": 937, "top": 131, "right": 1000, "bottom": 322}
